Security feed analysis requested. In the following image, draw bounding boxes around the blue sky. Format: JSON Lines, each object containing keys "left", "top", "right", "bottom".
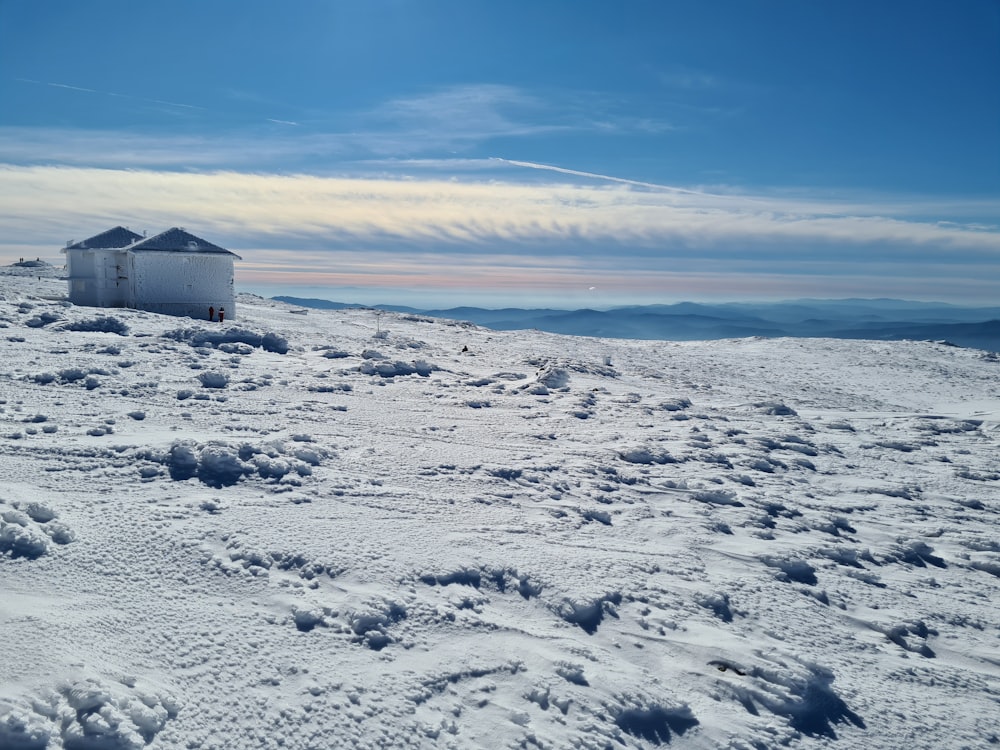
{"left": 1, "top": 0, "right": 998, "bottom": 308}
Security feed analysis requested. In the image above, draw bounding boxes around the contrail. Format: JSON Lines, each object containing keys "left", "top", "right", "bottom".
{"left": 16, "top": 77, "right": 207, "bottom": 110}
{"left": 43, "top": 82, "right": 100, "bottom": 94}
{"left": 490, "top": 157, "right": 714, "bottom": 198}
{"left": 23, "top": 76, "right": 301, "bottom": 123}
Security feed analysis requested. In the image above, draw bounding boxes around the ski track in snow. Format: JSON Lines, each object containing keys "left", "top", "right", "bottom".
{"left": 0, "top": 274, "right": 998, "bottom": 749}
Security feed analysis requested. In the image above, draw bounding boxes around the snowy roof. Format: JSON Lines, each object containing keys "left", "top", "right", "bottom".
{"left": 127, "top": 227, "right": 241, "bottom": 259}
{"left": 65, "top": 226, "right": 143, "bottom": 251}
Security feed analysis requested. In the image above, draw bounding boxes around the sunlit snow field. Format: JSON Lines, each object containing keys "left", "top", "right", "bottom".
{"left": 1, "top": 272, "right": 998, "bottom": 749}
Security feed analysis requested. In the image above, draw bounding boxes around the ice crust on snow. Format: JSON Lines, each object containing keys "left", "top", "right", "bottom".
{"left": 0, "top": 273, "right": 999, "bottom": 749}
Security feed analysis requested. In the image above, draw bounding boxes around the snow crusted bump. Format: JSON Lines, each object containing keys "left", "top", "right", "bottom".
{"left": 196, "top": 445, "right": 249, "bottom": 487}
{"left": 657, "top": 396, "right": 692, "bottom": 412}
{"left": 618, "top": 446, "right": 677, "bottom": 465}
{"left": 734, "top": 662, "right": 866, "bottom": 739}
{"left": 59, "top": 315, "right": 130, "bottom": 336}
{"left": 753, "top": 401, "right": 798, "bottom": 416}
{"left": 534, "top": 364, "right": 570, "bottom": 390}
{"left": 0, "top": 704, "right": 50, "bottom": 749}
{"left": 554, "top": 592, "right": 623, "bottom": 634}
{"left": 162, "top": 327, "right": 289, "bottom": 354}
{"left": 761, "top": 556, "right": 818, "bottom": 585}
{"left": 357, "top": 359, "right": 436, "bottom": 378}
{"left": 347, "top": 600, "right": 408, "bottom": 650}
{"left": 197, "top": 371, "right": 230, "bottom": 389}
{"left": 610, "top": 697, "right": 699, "bottom": 745}
{"left": 0, "top": 500, "right": 75, "bottom": 559}
{"left": 24, "top": 311, "right": 63, "bottom": 328}
{"left": 134, "top": 440, "right": 326, "bottom": 488}
{"left": 1, "top": 677, "right": 180, "bottom": 750}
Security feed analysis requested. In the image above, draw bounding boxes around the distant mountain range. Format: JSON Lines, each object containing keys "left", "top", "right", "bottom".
{"left": 273, "top": 296, "right": 1000, "bottom": 352}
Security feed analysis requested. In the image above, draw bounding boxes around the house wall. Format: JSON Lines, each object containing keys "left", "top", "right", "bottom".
{"left": 131, "top": 252, "right": 236, "bottom": 320}
{"left": 66, "top": 249, "right": 99, "bottom": 306}
{"left": 66, "top": 249, "right": 130, "bottom": 307}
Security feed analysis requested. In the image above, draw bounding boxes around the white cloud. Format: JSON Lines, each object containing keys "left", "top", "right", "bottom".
{"left": 0, "top": 80, "right": 677, "bottom": 168}
{"left": 0, "top": 163, "right": 996, "bottom": 257}
{"left": 0, "top": 127, "right": 347, "bottom": 169}
{"left": 3, "top": 161, "right": 995, "bottom": 305}
{"left": 658, "top": 67, "right": 721, "bottom": 90}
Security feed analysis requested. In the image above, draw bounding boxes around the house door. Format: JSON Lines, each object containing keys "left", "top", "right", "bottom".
{"left": 104, "top": 255, "right": 129, "bottom": 307}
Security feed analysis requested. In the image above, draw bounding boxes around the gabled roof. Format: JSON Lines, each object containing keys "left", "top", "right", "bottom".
{"left": 65, "top": 226, "right": 143, "bottom": 250}
{"left": 127, "top": 228, "right": 241, "bottom": 259}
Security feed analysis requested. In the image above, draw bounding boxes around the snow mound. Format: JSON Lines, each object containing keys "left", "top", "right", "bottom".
{"left": 754, "top": 400, "right": 798, "bottom": 416}
{"left": 0, "top": 678, "right": 180, "bottom": 750}
{"left": 610, "top": 696, "right": 699, "bottom": 744}
{"left": 346, "top": 599, "right": 408, "bottom": 650}
{"left": 319, "top": 348, "right": 350, "bottom": 359}
{"left": 657, "top": 396, "right": 693, "bottom": 411}
{"left": 197, "top": 371, "right": 230, "bottom": 389}
{"left": 552, "top": 592, "right": 623, "bottom": 634}
{"left": 733, "top": 661, "right": 866, "bottom": 739}
{"left": 25, "top": 313, "right": 65, "bottom": 329}
{"left": 133, "top": 439, "right": 328, "bottom": 488}
{"left": 357, "top": 359, "right": 436, "bottom": 378}
{"left": 0, "top": 500, "right": 75, "bottom": 558}
{"left": 162, "top": 326, "right": 289, "bottom": 354}
{"left": 28, "top": 367, "right": 110, "bottom": 389}
{"left": 617, "top": 445, "right": 677, "bottom": 465}
{"left": 534, "top": 363, "right": 570, "bottom": 390}
{"left": 59, "top": 315, "right": 130, "bottom": 335}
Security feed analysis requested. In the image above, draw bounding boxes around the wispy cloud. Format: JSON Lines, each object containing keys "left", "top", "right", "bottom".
{"left": 367, "top": 84, "right": 673, "bottom": 141}
{"left": 352, "top": 84, "right": 615, "bottom": 154}
{"left": 0, "top": 127, "right": 342, "bottom": 169}
{"left": 658, "top": 66, "right": 721, "bottom": 90}
{"left": 1, "top": 79, "right": 677, "bottom": 166}
{"left": 4, "top": 127, "right": 992, "bottom": 228}
{"left": 2, "top": 162, "right": 996, "bottom": 305}
{"left": 1, "top": 163, "right": 996, "bottom": 254}
{"left": 373, "top": 85, "right": 553, "bottom": 134}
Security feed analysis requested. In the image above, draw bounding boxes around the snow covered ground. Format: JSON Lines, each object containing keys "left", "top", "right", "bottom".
{"left": 1, "top": 272, "right": 998, "bottom": 750}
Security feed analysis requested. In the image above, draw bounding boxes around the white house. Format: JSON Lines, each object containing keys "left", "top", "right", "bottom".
{"left": 64, "top": 226, "right": 241, "bottom": 320}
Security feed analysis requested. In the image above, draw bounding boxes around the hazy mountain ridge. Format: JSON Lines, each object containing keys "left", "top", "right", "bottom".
{"left": 274, "top": 296, "right": 1000, "bottom": 350}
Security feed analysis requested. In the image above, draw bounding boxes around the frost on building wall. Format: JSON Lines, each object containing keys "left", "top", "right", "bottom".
{"left": 64, "top": 226, "right": 241, "bottom": 320}
{"left": 64, "top": 227, "right": 143, "bottom": 308}
{"left": 128, "top": 228, "right": 240, "bottom": 319}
